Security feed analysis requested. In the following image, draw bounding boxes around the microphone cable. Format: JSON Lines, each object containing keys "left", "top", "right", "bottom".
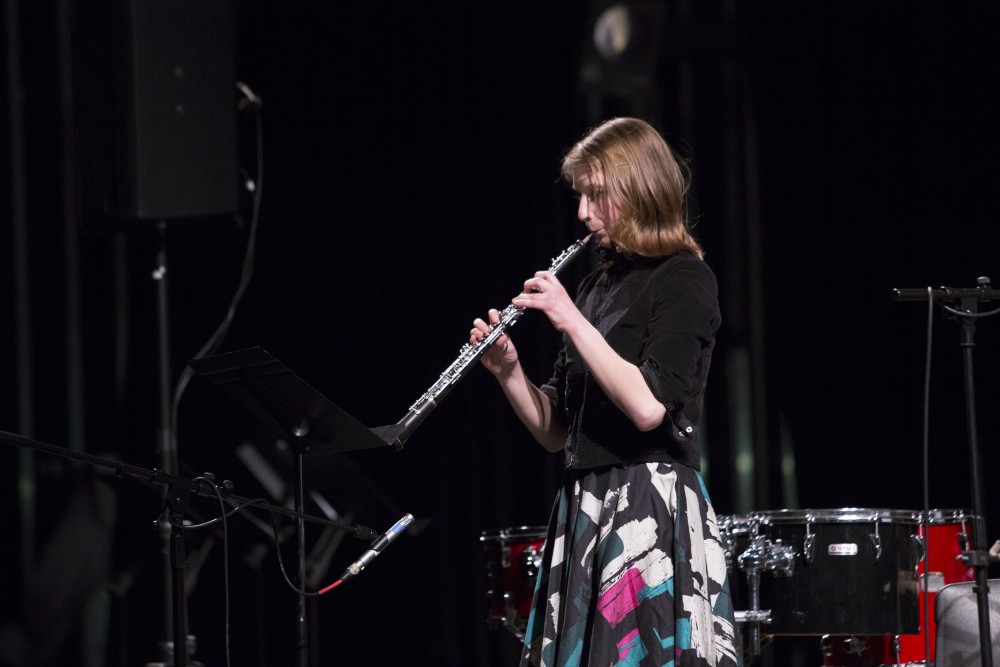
{"left": 919, "top": 286, "right": 933, "bottom": 663}
{"left": 267, "top": 511, "right": 345, "bottom": 596}
{"left": 168, "top": 80, "right": 266, "bottom": 466}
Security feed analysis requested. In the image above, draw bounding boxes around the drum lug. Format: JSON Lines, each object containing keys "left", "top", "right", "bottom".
{"left": 870, "top": 533, "right": 882, "bottom": 560}
{"left": 842, "top": 635, "right": 868, "bottom": 657}
{"left": 485, "top": 585, "right": 526, "bottom": 639}
{"left": 870, "top": 517, "right": 883, "bottom": 561}
{"left": 911, "top": 533, "right": 926, "bottom": 566}
{"left": 803, "top": 533, "right": 816, "bottom": 564}
{"left": 500, "top": 591, "right": 521, "bottom": 634}
{"left": 522, "top": 544, "right": 541, "bottom": 579}
{"left": 803, "top": 516, "right": 816, "bottom": 564}
{"left": 819, "top": 634, "right": 833, "bottom": 658}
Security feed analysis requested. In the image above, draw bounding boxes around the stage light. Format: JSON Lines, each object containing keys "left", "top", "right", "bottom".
{"left": 593, "top": 3, "right": 632, "bottom": 61}
{"left": 578, "top": 1, "right": 667, "bottom": 120}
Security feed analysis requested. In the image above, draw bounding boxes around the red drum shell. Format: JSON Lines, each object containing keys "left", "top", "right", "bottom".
{"left": 897, "top": 510, "right": 976, "bottom": 663}
{"left": 481, "top": 526, "right": 546, "bottom": 639}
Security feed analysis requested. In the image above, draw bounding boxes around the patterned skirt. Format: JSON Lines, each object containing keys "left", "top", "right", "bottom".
{"left": 520, "top": 462, "right": 742, "bottom": 667}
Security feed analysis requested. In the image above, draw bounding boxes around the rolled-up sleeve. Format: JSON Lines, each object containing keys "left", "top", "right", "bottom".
{"left": 637, "top": 261, "right": 720, "bottom": 406}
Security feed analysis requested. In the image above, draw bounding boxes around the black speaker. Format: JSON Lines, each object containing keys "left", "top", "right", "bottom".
{"left": 76, "top": 0, "right": 237, "bottom": 223}
{"left": 935, "top": 579, "right": 1000, "bottom": 666}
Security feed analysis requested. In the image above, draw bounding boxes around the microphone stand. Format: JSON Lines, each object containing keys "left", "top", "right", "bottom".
{"left": 893, "top": 277, "right": 998, "bottom": 667}
{"left": 0, "top": 429, "right": 378, "bottom": 667}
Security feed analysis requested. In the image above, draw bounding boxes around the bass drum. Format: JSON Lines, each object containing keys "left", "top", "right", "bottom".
{"left": 481, "top": 526, "right": 546, "bottom": 639}
{"left": 755, "top": 508, "right": 921, "bottom": 636}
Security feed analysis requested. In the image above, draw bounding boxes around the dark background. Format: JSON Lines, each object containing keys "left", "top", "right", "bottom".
{"left": 2, "top": 1, "right": 1000, "bottom": 665}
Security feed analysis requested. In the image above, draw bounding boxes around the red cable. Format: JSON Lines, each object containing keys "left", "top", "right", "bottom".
{"left": 318, "top": 579, "right": 344, "bottom": 595}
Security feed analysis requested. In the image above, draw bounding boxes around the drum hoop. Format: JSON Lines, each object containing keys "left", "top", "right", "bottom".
{"left": 754, "top": 508, "right": 921, "bottom": 524}
{"left": 480, "top": 525, "right": 547, "bottom": 542}
{"left": 717, "top": 515, "right": 753, "bottom": 533}
{"left": 919, "top": 508, "right": 974, "bottom": 524}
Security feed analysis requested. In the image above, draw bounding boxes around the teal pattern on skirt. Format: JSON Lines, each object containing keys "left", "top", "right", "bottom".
{"left": 520, "top": 462, "right": 742, "bottom": 667}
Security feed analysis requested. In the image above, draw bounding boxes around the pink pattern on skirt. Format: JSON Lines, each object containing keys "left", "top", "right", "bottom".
{"left": 616, "top": 628, "right": 642, "bottom": 660}
{"left": 598, "top": 567, "right": 645, "bottom": 627}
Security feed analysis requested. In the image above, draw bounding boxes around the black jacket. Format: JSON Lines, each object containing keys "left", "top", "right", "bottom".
{"left": 540, "top": 250, "right": 720, "bottom": 471}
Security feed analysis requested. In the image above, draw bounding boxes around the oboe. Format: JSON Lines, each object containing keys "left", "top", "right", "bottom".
{"left": 372, "top": 234, "right": 592, "bottom": 450}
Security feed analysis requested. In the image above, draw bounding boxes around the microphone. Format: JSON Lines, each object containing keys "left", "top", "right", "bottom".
{"left": 341, "top": 513, "right": 414, "bottom": 581}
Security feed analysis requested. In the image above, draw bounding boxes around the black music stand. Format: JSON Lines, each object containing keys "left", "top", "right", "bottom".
{"left": 189, "top": 347, "right": 391, "bottom": 667}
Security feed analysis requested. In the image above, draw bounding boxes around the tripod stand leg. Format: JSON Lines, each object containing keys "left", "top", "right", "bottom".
{"left": 295, "top": 453, "right": 310, "bottom": 666}
{"left": 171, "top": 527, "right": 190, "bottom": 667}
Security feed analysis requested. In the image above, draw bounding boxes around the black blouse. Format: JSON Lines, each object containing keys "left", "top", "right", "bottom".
{"left": 540, "top": 250, "right": 721, "bottom": 471}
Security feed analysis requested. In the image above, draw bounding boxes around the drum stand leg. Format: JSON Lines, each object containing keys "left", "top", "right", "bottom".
{"left": 738, "top": 571, "right": 775, "bottom": 657}
{"left": 747, "top": 571, "right": 763, "bottom": 655}
{"left": 737, "top": 519, "right": 774, "bottom": 658}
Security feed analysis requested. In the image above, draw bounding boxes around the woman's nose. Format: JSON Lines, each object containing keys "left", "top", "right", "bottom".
{"left": 577, "top": 195, "right": 589, "bottom": 221}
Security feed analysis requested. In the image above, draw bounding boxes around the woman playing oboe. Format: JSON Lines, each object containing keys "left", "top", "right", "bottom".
{"left": 470, "top": 117, "right": 741, "bottom": 667}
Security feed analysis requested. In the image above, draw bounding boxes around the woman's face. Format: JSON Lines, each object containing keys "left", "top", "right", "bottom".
{"left": 573, "top": 169, "right": 620, "bottom": 248}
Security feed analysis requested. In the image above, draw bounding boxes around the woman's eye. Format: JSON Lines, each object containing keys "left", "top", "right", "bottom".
{"left": 573, "top": 189, "right": 603, "bottom": 202}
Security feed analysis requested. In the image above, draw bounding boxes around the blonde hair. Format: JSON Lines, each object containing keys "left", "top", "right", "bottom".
{"left": 561, "top": 117, "right": 702, "bottom": 259}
